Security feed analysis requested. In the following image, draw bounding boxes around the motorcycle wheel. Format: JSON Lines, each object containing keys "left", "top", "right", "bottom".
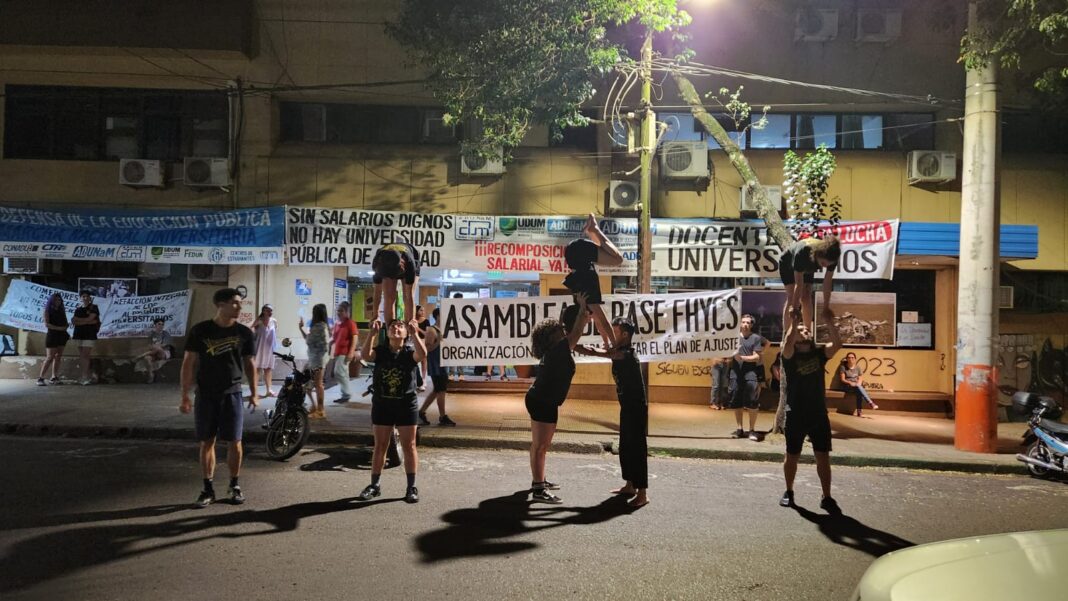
{"left": 1025, "top": 441, "right": 1052, "bottom": 479}
{"left": 265, "top": 408, "right": 310, "bottom": 461}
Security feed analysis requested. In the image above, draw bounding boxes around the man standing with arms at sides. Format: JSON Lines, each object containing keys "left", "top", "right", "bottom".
{"left": 331, "top": 301, "right": 359, "bottom": 404}
{"left": 180, "top": 288, "right": 258, "bottom": 508}
{"left": 728, "top": 314, "right": 766, "bottom": 441}
{"left": 779, "top": 306, "right": 842, "bottom": 512}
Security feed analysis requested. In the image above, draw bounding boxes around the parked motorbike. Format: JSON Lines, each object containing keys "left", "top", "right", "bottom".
{"left": 262, "top": 339, "right": 311, "bottom": 460}
{"left": 1013, "top": 391, "right": 1068, "bottom": 478}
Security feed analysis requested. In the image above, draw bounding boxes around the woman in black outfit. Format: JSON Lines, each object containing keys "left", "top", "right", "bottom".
{"left": 525, "top": 293, "right": 590, "bottom": 504}
{"left": 37, "top": 292, "right": 69, "bottom": 386}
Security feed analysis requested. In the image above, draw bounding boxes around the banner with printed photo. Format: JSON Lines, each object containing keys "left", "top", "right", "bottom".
{"left": 285, "top": 207, "right": 897, "bottom": 280}
{"left": 438, "top": 289, "right": 742, "bottom": 367}
{"left": 0, "top": 280, "right": 190, "bottom": 338}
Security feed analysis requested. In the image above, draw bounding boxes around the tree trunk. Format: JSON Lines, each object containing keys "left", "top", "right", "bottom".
{"left": 673, "top": 72, "right": 795, "bottom": 434}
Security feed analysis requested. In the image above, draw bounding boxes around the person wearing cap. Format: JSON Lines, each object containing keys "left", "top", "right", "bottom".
{"left": 372, "top": 242, "right": 420, "bottom": 325}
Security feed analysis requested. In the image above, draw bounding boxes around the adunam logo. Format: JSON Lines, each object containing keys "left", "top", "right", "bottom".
{"left": 209, "top": 248, "right": 225, "bottom": 263}
{"left": 455, "top": 217, "right": 494, "bottom": 241}
{"left": 72, "top": 246, "right": 116, "bottom": 259}
{"left": 545, "top": 218, "right": 585, "bottom": 237}
{"left": 118, "top": 246, "right": 145, "bottom": 261}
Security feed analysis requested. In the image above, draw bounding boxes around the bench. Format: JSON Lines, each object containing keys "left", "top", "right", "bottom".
{"left": 826, "top": 389, "right": 953, "bottom": 414}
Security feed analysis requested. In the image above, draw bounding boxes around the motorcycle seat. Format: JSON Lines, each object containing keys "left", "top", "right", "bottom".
{"left": 1038, "top": 418, "right": 1068, "bottom": 436}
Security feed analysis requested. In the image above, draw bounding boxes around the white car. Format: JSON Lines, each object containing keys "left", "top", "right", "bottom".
{"left": 851, "top": 529, "right": 1068, "bottom": 600}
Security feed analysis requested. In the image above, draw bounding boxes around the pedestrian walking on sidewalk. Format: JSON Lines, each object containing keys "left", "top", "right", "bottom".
{"left": 358, "top": 318, "right": 426, "bottom": 504}
{"left": 251, "top": 305, "right": 278, "bottom": 397}
{"left": 298, "top": 303, "right": 331, "bottom": 419}
{"left": 577, "top": 317, "right": 649, "bottom": 507}
{"left": 525, "top": 293, "right": 590, "bottom": 504}
{"left": 419, "top": 308, "right": 456, "bottom": 426}
{"left": 179, "top": 288, "right": 258, "bottom": 509}
{"left": 728, "top": 314, "right": 766, "bottom": 441}
{"left": 330, "top": 301, "right": 359, "bottom": 403}
{"left": 779, "top": 306, "right": 842, "bottom": 512}
{"left": 836, "top": 352, "right": 878, "bottom": 416}
{"left": 70, "top": 290, "right": 100, "bottom": 386}
{"left": 37, "top": 292, "right": 69, "bottom": 386}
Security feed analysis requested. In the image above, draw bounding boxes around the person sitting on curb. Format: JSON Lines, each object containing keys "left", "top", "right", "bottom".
{"left": 135, "top": 318, "right": 173, "bottom": 384}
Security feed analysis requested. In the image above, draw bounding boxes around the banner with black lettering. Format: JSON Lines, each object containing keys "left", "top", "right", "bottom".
{"left": 285, "top": 207, "right": 897, "bottom": 280}
{"left": 438, "top": 290, "right": 741, "bottom": 366}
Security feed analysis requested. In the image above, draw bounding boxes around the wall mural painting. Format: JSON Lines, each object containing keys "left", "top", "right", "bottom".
{"left": 998, "top": 334, "right": 1068, "bottom": 405}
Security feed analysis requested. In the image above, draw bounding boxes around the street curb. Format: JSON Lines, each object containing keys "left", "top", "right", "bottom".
{"left": 0, "top": 422, "right": 1025, "bottom": 475}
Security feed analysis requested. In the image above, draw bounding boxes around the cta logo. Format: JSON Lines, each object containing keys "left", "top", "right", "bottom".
{"left": 72, "top": 246, "right": 116, "bottom": 259}
{"left": 209, "top": 248, "right": 225, "bottom": 263}
{"left": 456, "top": 217, "right": 494, "bottom": 241}
{"left": 40, "top": 244, "right": 68, "bottom": 258}
{"left": 118, "top": 246, "right": 145, "bottom": 260}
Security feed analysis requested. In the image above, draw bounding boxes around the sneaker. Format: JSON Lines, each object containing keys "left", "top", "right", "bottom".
{"left": 80, "top": 379, "right": 92, "bottom": 386}
{"left": 418, "top": 412, "right": 431, "bottom": 426}
{"left": 869, "top": 403, "right": 879, "bottom": 410}
{"left": 417, "top": 385, "right": 426, "bottom": 392}
{"left": 229, "top": 486, "right": 245, "bottom": 505}
{"left": 748, "top": 431, "right": 760, "bottom": 442}
{"left": 36, "top": 378, "right": 46, "bottom": 386}
{"left": 538, "top": 480, "right": 561, "bottom": 491}
{"left": 531, "top": 488, "right": 563, "bottom": 504}
{"left": 438, "top": 415, "right": 457, "bottom": 427}
{"left": 820, "top": 496, "right": 842, "bottom": 514}
{"left": 194, "top": 490, "right": 215, "bottom": 508}
{"left": 404, "top": 486, "right": 419, "bottom": 504}
{"left": 779, "top": 490, "right": 794, "bottom": 507}
{"left": 856, "top": 410, "right": 863, "bottom": 417}
{"left": 333, "top": 395, "right": 351, "bottom": 404}
{"left": 731, "top": 428, "right": 745, "bottom": 439}
{"left": 357, "top": 484, "right": 381, "bottom": 501}
{"left": 49, "top": 377, "right": 62, "bottom": 385}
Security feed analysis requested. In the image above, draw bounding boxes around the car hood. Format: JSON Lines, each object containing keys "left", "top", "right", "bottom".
{"left": 853, "top": 529, "right": 1068, "bottom": 601}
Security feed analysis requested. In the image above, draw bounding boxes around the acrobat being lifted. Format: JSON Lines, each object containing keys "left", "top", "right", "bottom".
{"left": 372, "top": 242, "right": 421, "bottom": 325}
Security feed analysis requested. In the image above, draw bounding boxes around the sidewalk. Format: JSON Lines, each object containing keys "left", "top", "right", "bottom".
{"left": 0, "top": 377, "right": 1029, "bottom": 474}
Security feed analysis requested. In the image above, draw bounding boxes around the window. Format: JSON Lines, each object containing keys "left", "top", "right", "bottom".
{"left": 750, "top": 113, "right": 791, "bottom": 149}
{"left": 2, "top": 85, "right": 227, "bottom": 161}
{"left": 278, "top": 102, "right": 458, "bottom": 146}
{"left": 841, "top": 114, "right": 884, "bottom": 149}
{"left": 838, "top": 270, "right": 936, "bottom": 349}
{"left": 796, "top": 114, "right": 837, "bottom": 149}
{"left": 1002, "top": 111, "right": 1068, "bottom": 154}
{"left": 884, "top": 113, "right": 935, "bottom": 151}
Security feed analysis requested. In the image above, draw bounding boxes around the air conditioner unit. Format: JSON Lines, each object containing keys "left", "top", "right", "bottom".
{"left": 188, "top": 264, "right": 229, "bottom": 283}
{"left": 856, "top": 9, "right": 902, "bottom": 43}
{"left": 608, "top": 180, "right": 640, "bottom": 214}
{"left": 907, "top": 151, "right": 956, "bottom": 184}
{"left": 2, "top": 257, "right": 40, "bottom": 274}
{"left": 795, "top": 8, "right": 839, "bottom": 42}
{"left": 659, "top": 141, "right": 710, "bottom": 179}
{"left": 999, "top": 285, "right": 1014, "bottom": 309}
{"left": 183, "top": 157, "right": 231, "bottom": 188}
{"left": 138, "top": 262, "right": 172, "bottom": 279}
{"left": 740, "top": 185, "right": 783, "bottom": 213}
{"left": 119, "top": 159, "right": 163, "bottom": 187}
{"left": 461, "top": 148, "right": 505, "bottom": 175}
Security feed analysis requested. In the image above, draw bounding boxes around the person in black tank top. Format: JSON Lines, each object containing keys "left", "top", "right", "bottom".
{"left": 37, "top": 292, "right": 70, "bottom": 385}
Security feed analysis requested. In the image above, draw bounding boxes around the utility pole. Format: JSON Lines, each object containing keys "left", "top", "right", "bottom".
{"left": 955, "top": 1, "right": 1000, "bottom": 453}
{"left": 636, "top": 30, "right": 655, "bottom": 295}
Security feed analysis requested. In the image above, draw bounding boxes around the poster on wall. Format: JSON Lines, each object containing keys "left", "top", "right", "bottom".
{"left": 333, "top": 278, "right": 349, "bottom": 317}
{"left": 439, "top": 289, "right": 742, "bottom": 367}
{"left": 815, "top": 292, "right": 897, "bottom": 347}
{"left": 285, "top": 208, "right": 899, "bottom": 280}
{"left": 78, "top": 278, "right": 138, "bottom": 298}
{"left": 741, "top": 289, "right": 787, "bottom": 343}
{"left": 0, "top": 280, "right": 190, "bottom": 338}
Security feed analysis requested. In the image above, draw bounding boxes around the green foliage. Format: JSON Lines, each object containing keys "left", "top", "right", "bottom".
{"left": 962, "top": 0, "right": 1068, "bottom": 105}
{"left": 386, "top": 0, "right": 689, "bottom": 158}
{"left": 783, "top": 146, "right": 842, "bottom": 240}
{"left": 704, "top": 86, "right": 770, "bottom": 134}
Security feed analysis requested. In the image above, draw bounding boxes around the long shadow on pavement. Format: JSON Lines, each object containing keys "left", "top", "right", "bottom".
{"left": 0, "top": 496, "right": 398, "bottom": 593}
{"left": 415, "top": 490, "right": 637, "bottom": 563}
{"left": 298, "top": 446, "right": 374, "bottom": 472}
{"left": 791, "top": 505, "right": 914, "bottom": 558}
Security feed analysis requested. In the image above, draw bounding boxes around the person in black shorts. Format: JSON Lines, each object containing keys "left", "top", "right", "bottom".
{"left": 562, "top": 213, "right": 623, "bottom": 350}
{"left": 37, "top": 292, "right": 69, "bottom": 386}
{"left": 525, "top": 292, "right": 590, "bottom": 504}
{"left": 728, "top": 314, "right": 767, "bottom": 441}
{"left": 358, "top": 317, "right": 426, "bottom": 504}
{"left": 179, "top": 288, "right": 258, "bottom": 508}
{"left": 577, "top": 317, "right": 649, "bottom": 507}
{"left": 779, "top": 304, "right": 842, "bottom": 512}
{"left": 778, "top": 235, "right": 841, "bottom": 327}
{"left": 418, "top": 308, "right": 456, "bottom": 426}
{"left": 372, "top": 242, "right": 421, "bottom": 325}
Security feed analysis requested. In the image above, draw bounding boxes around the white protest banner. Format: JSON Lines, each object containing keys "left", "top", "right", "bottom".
{"left": 285, "top": 207, "right": 898, "bottom": 280}
{"left": 439, "top": 289, "right": 742, "bottom": 367}
{"left": 0, "top": 280, "right": 190, "bottom": 338}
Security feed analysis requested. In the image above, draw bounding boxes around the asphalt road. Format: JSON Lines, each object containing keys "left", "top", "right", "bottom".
{"left": 2, "top": 437, "right": 1068, "bottom": 601}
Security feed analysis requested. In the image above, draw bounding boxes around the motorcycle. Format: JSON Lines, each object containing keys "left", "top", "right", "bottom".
{"left": 1013, "top": 391, "right": 1068, "bottom": 478}
{"left": 262, "top": 340, "right": 312, "bottom": 461}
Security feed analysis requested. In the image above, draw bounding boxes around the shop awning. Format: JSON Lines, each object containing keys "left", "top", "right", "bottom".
{"left": 0, "top": 205, "right": 285, "bottom": 264}
{"left": 897, "top": 222, "right": 1038, "bottom": 259}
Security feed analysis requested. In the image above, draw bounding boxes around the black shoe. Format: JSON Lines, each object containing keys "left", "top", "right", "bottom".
{"left": 438, "top": 415, "right": 457, "bottom": 427}
{"left": 36, "top": 378, "right": 46, "bottom": 386}
{"left": 333, "top": 395, "right": 351, "bottom": 404}
{"left": 731, "top": 428, "right": 745, "bottom": 439}
{"left": 534, "top": 480, "right": 561, "bottom": 491}
{"left": 49, "top": 377, "right": 62, "bottom": 385}
{"left": 779, "top": 490, "right": 794, "bottom": 507}
{"left": 357, "top": 484, "right": 381, "bottom": 501}
{"left": 531, "top": 488, "right": 563, "bottom": 504}
{"left": 229, "top": 486, "right": 245, "bottom": 505}
{"left": 820, "top": 496, "right": 842, "bottom": 514}
{"left": 418, "top": 413, "right": 431, "bottom": 426}
{"left": 404, "top": 486, "right": 419, "bottom": 504}
{"left": 194, "top": 490, "right": 215, "bottom": 508}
